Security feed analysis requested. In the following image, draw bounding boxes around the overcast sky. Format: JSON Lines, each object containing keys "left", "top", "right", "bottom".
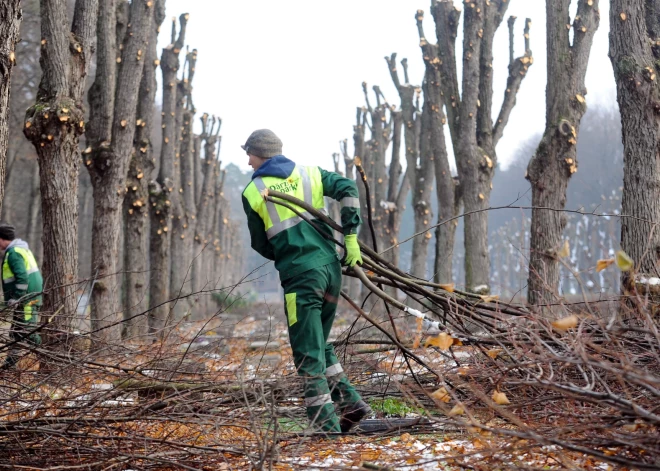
{"left": 159, "top": 0, "right": 616, "bottom": 173}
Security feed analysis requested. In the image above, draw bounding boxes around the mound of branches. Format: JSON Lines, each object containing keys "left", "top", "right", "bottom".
{"left": 266, "top": 188, "right": 660, "bottom": 470}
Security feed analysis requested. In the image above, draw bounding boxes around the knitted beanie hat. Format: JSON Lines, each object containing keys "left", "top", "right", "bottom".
{"left": 0, "top": 224, "right": 15, "bottom": 241}
{"left": 241, "top": 129, "right": 283, "bottom": 159}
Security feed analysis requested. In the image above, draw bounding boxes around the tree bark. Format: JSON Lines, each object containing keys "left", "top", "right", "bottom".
{"left": 122, "top": 0, "right": 166, "bottom": 340}
{"left": 149, "top": 14, "right": 187, "bottom": 337}
{"left": 170, "top": 48, "right": 197, "bottom": 321}
{"left": 358, "top": 84, "right": 392, "bottom": 255}
{"left": 432, "top": 0, "right": 530, "bottom": 294}
{"left": 23, "top": 0, "right": 98, "bottom": 326}
{"left": 85, "top": 0, "right": 154, "bottom": 343}
{"left": 526, "top": 0, "right": 599, "bottom": 307}
{"left": 384, "top": 53, "right": 416, "bottom": 271}
{"left": 609, "top": 0, "right": 660, "bottom": 295}
{"left": 191, "top": 115, "right": 220, "bottom": 318}
{"left": 0, "top": 0, "right": 22, "bottom": 216}
{"left": 416, "top": 10, "right": 457, "bottom": 285}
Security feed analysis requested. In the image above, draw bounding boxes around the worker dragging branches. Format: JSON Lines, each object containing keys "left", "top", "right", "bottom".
{"left": 241, "top": 129, "right": 371, "bottom": 434}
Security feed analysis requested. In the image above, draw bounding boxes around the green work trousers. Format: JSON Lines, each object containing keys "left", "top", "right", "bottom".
{"left": 282, "top": 261, "right": 362, "bottom": 432}
{"left": 3, "top": 304, "right": 41, "bottom": 369}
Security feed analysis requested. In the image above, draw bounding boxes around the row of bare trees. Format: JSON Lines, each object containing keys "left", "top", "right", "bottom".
{"left": 343, "top": 0, "right": 532, "bottom": 295}
{"left": 341, "top": 0, "right": 658, "bottom": 309}
{"left": 0, "top": 0, "right": 244, "bottom": 346}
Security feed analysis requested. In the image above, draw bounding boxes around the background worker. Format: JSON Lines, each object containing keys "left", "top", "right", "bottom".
{"left": 0, "top": 224, "right": 43, "bottom": 370}
{"left": 241, "top": 129, "right": 371, "bottom": 434}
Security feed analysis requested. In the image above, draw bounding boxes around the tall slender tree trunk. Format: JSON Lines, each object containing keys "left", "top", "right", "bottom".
{"left": 609, "top": 0, "right": 660, "bottom": 297}
{"left": 149, "top": 14, "right": 187, "bottom": 337}
{"left": 0, "top": 0, "right": 22, "bottom": 216}
{"left": 416, "top": 10, "right": 456, "bottom": 285}
{"left": 170, "top": 49, "right": 197, "bottom": 321}
{"left": 123, "top": 0, "right": 166, "bottom": 340}
{"left": 191, "top": 117, "right": 219, "bottom": 318}
{"left": 385, "top": 54, "right": 417, "bottom": 271}
{"left": 432, "top": 0, "right": 530, "bottom": 293}
{"left": 23, "top": 0, "right": 98, "bottom": 325}
{"left": 526, "top": 0, "right": 599, "bottom": 307}
{"left": 85, "top": 0, "right": 153, "bottom": 343}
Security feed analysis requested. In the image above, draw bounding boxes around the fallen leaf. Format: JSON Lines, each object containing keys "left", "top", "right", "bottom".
{"left": 596, "top": 258, "right": 615, "bottom": 272}
{"left": 551, "top": 314, "right": 579, "bottom": 330}
{"left": 448, "top": 404, "right": 465, "bottom": 416}
{"left": 412, "top": 317, "right": 423, "bottom": 349}
{"left": 486, "top": 348, "right": 502, "bottom": 359}
{"left": 480, "top": 294, "right": 500, "bottom": 303}
{"left": 425, "top": 332, "right": 454, "bottom": 350}
{"left": 438, "top": 283, "right": 454, "bottom": 293}
{"left": 431, "top": 386, "right": 451, "bottom": 403}
{"left": 615, "top": 250, "right": 634, "bottom": 271}
{"left": 492, "top": 390, "right": 510, "bottom": 405}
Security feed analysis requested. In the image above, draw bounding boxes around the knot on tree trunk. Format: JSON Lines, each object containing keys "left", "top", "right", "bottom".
{"left": 149, "top": 179, "right": 173, "bottom": 218}
{"left": 557, "top": 119, "right": 576, "bottom": 137}
{"left": 92, "top": 281, "right": 108, "bottom": 293}
{"left": 23, "top": 98, "right": 84, "bottom": 144}
{"left": 86, "top": 144, "right": 115, "bottom": 175}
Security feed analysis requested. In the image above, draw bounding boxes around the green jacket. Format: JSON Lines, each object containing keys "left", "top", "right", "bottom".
{"left": 2, "top": 239, "right": 43, "bottom": 308}
{"left": 242, "top": 155, "right": 361, "bottom": 280}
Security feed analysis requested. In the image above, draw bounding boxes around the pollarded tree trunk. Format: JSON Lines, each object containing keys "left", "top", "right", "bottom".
{"left": 170, "top": 49, "right": 197, "bottom": 321}
{"left": 416, "top": 10, "right": 456, "bottom": 285}
{"left": 123, "top": 0, "right": 166, "bottom": 340}
{"left": 432, "top": 0, "right": 530, "bottom": 294}
{"left": 191, "top": 114, "right": 220, "bottom": 318}
{"left": 193, "top": 133, "right": 203, "bottom": 208}
{"left": 23, "top": 0, "right": 98, "bottom": 326}
{"left": 358, "top": 84, "right": 392, "bottom": 255}
{"left": 351, "top": 108, "right": 369, "bottom": 249}
{"left": 384, "top": 54, "right": 416, "bottom": 270}
{"left": 85, "top": 0, "right": 153, "bottom": 343}
{"left": 526, "top": 0, "right": 599, "bottom": 307}
{"left": 409, "top": 92, "right": 435, "bottom": 279}
{"left": 208, "top": 167, "right": 226, "bottom": 292}
{"left": 609, "top": 0, "right": 660, "bottom": 297}
{"left": 149, "top": 14, "right": 187, "bottom": 337}
{"left": 0, "top": 0, "right": 22, "bottom": 216}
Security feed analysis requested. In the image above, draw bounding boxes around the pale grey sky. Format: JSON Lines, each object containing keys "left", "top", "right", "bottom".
{"left": 160, "top": 0, "right": 616, "bottom": 173}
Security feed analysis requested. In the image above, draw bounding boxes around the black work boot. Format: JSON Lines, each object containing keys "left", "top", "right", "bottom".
{"left": 340, "top": 400, "right": 372, "bottom": 433}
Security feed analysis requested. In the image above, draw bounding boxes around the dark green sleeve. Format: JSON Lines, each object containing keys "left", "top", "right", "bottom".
{"left": 242, "top": 194, "right": 275, "bottom": 261}
{"left": 319, "top": 168, "right": 362, "bottom": 235}
{"left": 7, "top": 250, "right": 28, "bottom": 298}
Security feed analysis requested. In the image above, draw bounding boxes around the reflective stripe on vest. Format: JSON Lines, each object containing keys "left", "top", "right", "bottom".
{"left": 340, "top": 196, "right": 360, "bottom": 209}
{"left": 2, "top": 247, "right": 40, "bottom": 285}
{"left": 249, "top": 166, "right": 327, "bottom": 239}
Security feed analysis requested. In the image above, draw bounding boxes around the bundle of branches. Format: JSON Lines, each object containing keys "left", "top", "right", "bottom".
{"left": 265, "top": 188, "right": 660, "bottom": 470}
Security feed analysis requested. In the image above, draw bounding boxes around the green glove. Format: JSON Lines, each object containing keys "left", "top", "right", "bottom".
{"left": 344, "top": 234, "right": 363, "bottom": 268}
